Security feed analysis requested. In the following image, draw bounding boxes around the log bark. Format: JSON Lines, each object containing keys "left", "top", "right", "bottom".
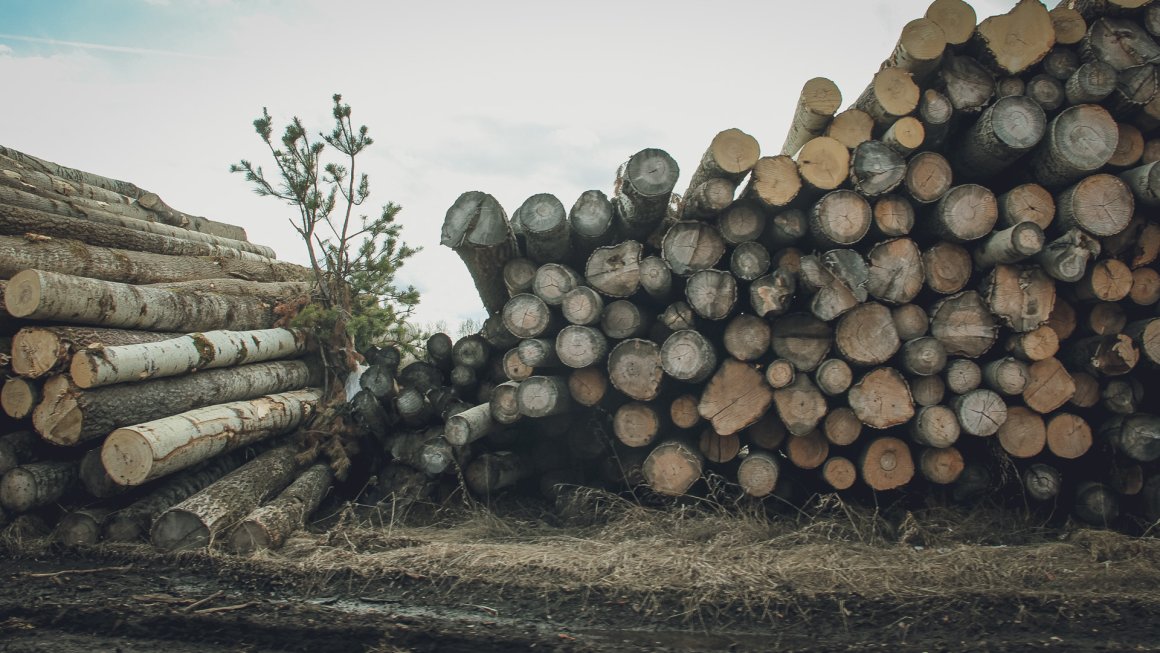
{"left": 1027, "top": 104, "right": 1119, "bottom": 189}
{"left": 102, "top": 389, "right": 320, "bottom": 486}
{"left": 555, "top": 325, "right": 609, "bottom": 369}
{"left": 737, "top": 450, "right": 781, "bottom": 497}
{"left": 151, "top": 444, "right": 299, "bottom": 551}
{"left": 1022, "top": 357, "right": 1076, "bottom": 413}
{"left": 614, "top": 149, "right": 680, "bottom": 240}
{"left": 951, "top": 95, "right": 1047, "bottom": 181}
{"left": 782, "top": 79, "right": 842, "bottom": 156}
{"left": 229, "top": 463, "right": 332, "bottom": 553}
{"left": 996, "top": 406, "right": 1046, "bottom": 458}
{"left": 848, "top": 367, "right": 915, "bottom": 429}
{"left": 973, "top": 0, "right": 1054, "bottom": 75}
{"left": 514, "top": 193, "right": 569, "bottom": 264}
{"left": 910, "top": 404, "right": 960, "bottom": 448}
{"left": 685, "top": 269, "right": 737, "bottom": 320}
{"left": 133, "top": 192, "right": 247, "bottom": 243}
{"left": 6, "top": 269, "right": 275, "bottom": 332}
{"left": 569, "top": 190, "right": 617, "bottom": 256}
{"left": 918, "top": 88, "right": 955, "bottom": 150}
{"left": 771, "top": 313, "right": 832, "bottom": 372}
{"left": 743, "top": 156, "right": 802, "bottom": 209}
{"left": 441, "top": 191, "right": 518, "bottom": 315}
{"left": 885, "top": 17, "right": 947, "bottom": 81}
{"left": 444, "top": 402, "right": 497, "bottom": 446}
{"left": 69, "top": 328, "right": 307, "bottom": 389}
{"left": 585, "top": 240, "right": 642, "bottom": 298}
{"left": 930, "top": 291, "right": 998, "bottom": 357}
{"left": 0, "top": 460, "right": 75, "bottom": 513}
{"left": 698, "top": 358, "right": 774, "bottom": 436}
{"left": 661, "top": 220, "right": 726, "bottom": 276}
{"left": 973, "top": 222, "right": 1045, "bottom": 268}
{"left": 772, "top": 375, "right": 828, "bottom": 437}
{"left": 660, "top": 329, "right": 717, "bottom": 383}
{"left": 860, "top": 437, "right": 914, "bottom": 491}
{"left": 642, "top": 441, "right": 702, "bottom": 497}
{"left": 1081, "top": 16, "right": 1160, "bottom": 70}
{"left": 848, "top": 141, "right": 906, "bottom": 198}
{"left": 796, "top": 136, "right": 850, "bottom": 192}
{"left": 35, "top": 359, "right": 318, "bottom": 447}
{"left": 953, "top": 388, "right": 1007, "bottom": 436}
{"left": 836, "top": 303, "right": 902, "bottom": 367}
{"left": 0, "top": 148, "right": 143, "bottom": 202}
{"left": 825, "top": 109, "right": 875, "bottom": 150}
{"left": 854, "top": 67, "right": 921, "bottom": 129}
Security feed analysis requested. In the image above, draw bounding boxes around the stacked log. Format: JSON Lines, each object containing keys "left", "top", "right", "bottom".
{"left": 427, "top": 0, "right": 1160, "bottom": 529}
{"left": 0, "top": 146, "right": 329, "bottom": 549}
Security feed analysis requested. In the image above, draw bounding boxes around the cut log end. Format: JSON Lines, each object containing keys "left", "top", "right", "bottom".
{"left": 151, "top": 509, "right": 210, "bottom": 551}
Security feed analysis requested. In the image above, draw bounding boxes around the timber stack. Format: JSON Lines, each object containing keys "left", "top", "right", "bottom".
{"left": 382, "top": 0, "right": 1160, "bottom": 529}
{"left": 0, "top": 146, "right": 335, "bottom": 551}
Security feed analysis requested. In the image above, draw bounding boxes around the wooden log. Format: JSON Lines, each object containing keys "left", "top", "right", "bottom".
{"left": 613, "top": 402, "right": 663, "bottom": 448}
{"left": 1051, "top": 6, "right": 1087, "bottom": 45}
{"left": 1045, "top": 412, "right": 1093, "bottom": 460}
{"left": 786, "top": 430, "right": 829, "bottom": 470}
{"left": 1027, "top": 104, "right": 1119, "bottom": 189}
{"left": 661, "top": 220, "right": 726, "bottom": 276}
{"left": 35, "top": 360, "right": 318, "bottom": 447}
{"left": 516, "top": 376, "right": 572, "bottom": 418}
{"left": 771, "top": 313, "right": 832, "bottom": 372}
{"left": 1, "top": 377, "right": 39, "bottom": 420}
{"left": 1145, "top": 137, "right": 1160, "bottom": 163}
{"left": 515, "top": 337, "right": 558, "bottom": 370}
{"left": 945, "top": 358, "right": 983, "bottom": 394}
{"left": 873, "top": 195, "right": 915, "bottom": 237}
{"left": 555, "top": 324, "right": 609, "bottom": 370}
{"left": 151, "top": 444, "right": 299, "bottom": 551}
{"left": 670, "top": 393, "right": 703, "bottom": 430}
{"left": 930, "top": 291, "right": 998, "bottom": 357}
{"left": 1056, "top": 173, "right": 1134, "bottom": 237}
{"left": 722, "top": 314, "right": 769, "bottom": 362}
{"left": 0, "top": 149, "right": 142, "bottom": 203}
{"left": 530, "top": 263, "right": 582, "bottom": 307}
{"left": 1103, "top": 413, "right": 1160, "bottom": 462}
{"left": 995, "top": 76, "right": 1027, "bottom": 97}
{"left": 1023, "top": 357, "right": 1076, "bottom": 413}
{"left": 761, "top": 210, "right": 807, "bottom": 250}
{"left": 982, "top": 264, "right": 1056, "bottom": 333}
{"left": 0, "top": 234, "right": 309, "bottom": 285}
{"left": 973, "top": 222, "right": 1045, "bottom": 268}
{"left": 637, "top": 256, "right": 674, "bottom": 302}
{"left": 1110, "top": 124, "right": 1145, "bottom": 169}
{"left": 854, "top": 67, "right": 920, "bottom": 129}
{"left": 1074, "top": 259, "right": 1133, "bottom": 302}
{"left": 514, "top": 193, "right": 569, "bottom": 264}
{"left": 681, "top": 178, "right": 735, "bottom": 220}
{"left": 848, "top": 141, "right": 906, "bottom": 198}
{"left": 586, "top": 240, "right": 642, "bottom": 298}
{"left": 1022, "top": 463, "right": 1062, "bottom": 501}
{"left": 1025, "top": 73, "right": 1066, "bottom": 112}
{"left": 451, "top": 334, "right": 490, "bottom": 372}
{"left": 70, "top": 327, "right": 307, "bottom": 389}
{"left": 502, "top": 293, "right": 559, "bottom": 340}
{"left": 642, "top": 440, "right": 703, "bottom": 497}
{"left": 445, "top": 402, "right": 496, "bottom": 446}
{"left": 229, "top": 463, "right": 332, "bottom": 553}
{"left": 798, "top": 250, "right": 867, "bottom": 321}
{"left": 1103, "top": 377, "right": 1144, "bottom": 414}
{"left": 699, "top": 358, "right": 773, "bottom": 436}
{"left": 1065, "top": 333, "right": 1140, "bottom": 376}
{"left": 825, "top": 109, "right": 875, "bottom": 150}
{"left": 613, "top": 148, "right": 680, "bottom": 241}
{"left": 746, "top": 412, "right": 786, "bottom": 451}
{"left": 919, "top": 446, "right": 964, "bottom": 485}
{"left": 737, "top": 450, "right": 781, "bottom": 497}
{"left": 560, "top": 286, "right": 604, "bottom": 327}
{"left": 782, "top": 78, "right": 843, "bottom": 156}
{"left": 848, "top": 367, "right": 915, "bottom": 430}
{"left": 910, "top": 404, "right": 960, "bottom": 448}
{"left": 996, "top": 406, "right": 1046, "bottom": 458}
{"left": 1083, "top": 301, "right": 1127, "bottom": 337}
{"left": 1036, "top": 229, "right": 1101, "bottom": 282}
{"left": 441, "top": 191, "right": 518, "bottom": 315}
{"left": 102, "top": 389, "right": 320, "bottom": 486}
{"left": 0, "top": 192, "right": 273, "bottom": 260}
{"left": 748, "top": 268, "right": 796, "bottom": 318}
{"left": 730, "top": 241, "right": 771, "bottom": 282}
{"left": 866, "top": 238, "right": 924, "bottom": 305}
{"left": 489, "top": 380, "right": 523, "bottom": 424}
{"left": 133, "top": 192, "right": 247, "bottom": 243}
{"left": 926, "top": 0, "right": 976, "bottom": 46}
{"left": 658, "top": 301, "right": 697, "bottom": 333}
{"left": 0, "top": 430, "right": 37, "bottom": 476}
{"left": 927, "top": 184, "right": 998, "bottom": 243}
{"left": 953, "top": 388, "right": 1008, "bottom": 437}
{"left": 718, "top": 201, "right": 766, "bottom": 246}
{"left": 685, "top": 269, "right": 737, "bottom": 321}
{"left": 815, "top": 358, "right": 853, "bottom": 396}
{"left": 973, "top": 0, "right": 1054, "bottom": 75}
{"left": 998, "top": 183, "right": 1055, "bottom": 229}
{"left": 809, "top": 189, "right": 872, "bottom": 247}
{"left": 55, "top": 506, "right": 111, "bottom": 547}
{"left": 1082, "top": 15, "right": 1160, "bottom": 70}
{"left": 796, "top": 136, "right": 850, "bottom": 192}
{"left": 904, "top": 151, "right": 953, "bottom": 206}
{"left": 982, "top": 356, "right": 1030, "bottom": 396}
{"left": 1124, "top": 318, "right": 1160, "bottom": 365}
{"left": 885, "top": 17, "right": 947, "bottom": 80}
{"left": 918, "top": 89, "right": 955, "bottom": 150}
{"left": 937, "top": 55, "right": 995, "bottom": 113}
{"left": 0, "top": 460, "right": 75, "bottom": 513}
{"left": 1069, "top": 371, "right": 1102, "bottom": 408}
{"left": 743, "top": 155, "right": 802, "bottom": 209}
{"left": 951, "top": 95, "right": 1046, "bottom": 181}
{"left": 569, "top": 190, "right": 617, "bottom": 256}
{"left": 1074, "top": 482, "right": 1119, "bottom": 526}
{"left": 1065, "top": 61, "right": 1118, "bottom": 104}
{"left": 608, "top": 338, "right": 663, "bottom": 402}
{"left": 765, "top": 359, "right": 796, "bottom": 389}
{"left": 1043, "top": 47, "right": 1081, "bottom": 80}
{"left": 5, "top": 269, "right": 275, "bottom": 332}
{"left": 601, "top": 300, "right": 651, "bottom": 340}
{"left": 901, "top": 337, "right": 948, "bottom": 377}
{"left": 893, "top": 304, "right": 929, "bottom": 341}
{"left": 820, "top": 456, "right": 857, "bottom": 491}
{"left": 425, "top": 333, "right": 454, "bottom": 372}
{"left": 685, "top": 128, "right": 760, "bottom": 198}
{"left": 823, "top": 407, "right": 862, "bottom": 446}
{"left": 860, "top": 436, "right": 914, "bottom": 491}
{"left": 503, "top": 257, "right": 537, "bottom": 298}
{"left": 771, "top": 375, "right": 828, "bottom": 438}
{"left": 836, "top": 303, "right": 902, "bottom": 367}
{"left": 1129, "top": 267, "right": 1160, "bottom": 304}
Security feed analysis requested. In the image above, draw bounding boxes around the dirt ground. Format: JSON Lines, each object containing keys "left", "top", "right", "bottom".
{"left": 2, "top": 494, "right": 1160, "bottom": 652}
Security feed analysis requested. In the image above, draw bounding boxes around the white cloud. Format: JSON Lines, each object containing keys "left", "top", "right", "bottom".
{"left": 0, "top": 44, "right": 11, "bottom": 57}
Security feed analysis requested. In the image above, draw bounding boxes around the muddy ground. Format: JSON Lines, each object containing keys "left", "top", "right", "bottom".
{"left": 2, "top": 498, "right": 1159, "bottom": 652}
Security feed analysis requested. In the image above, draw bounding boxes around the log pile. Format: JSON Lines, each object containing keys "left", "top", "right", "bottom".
{"left": 397, "top": 0, "right": 1160, "bottom": 528}
{"left": 0, "top": 147, "right": 333, "bottom": 550}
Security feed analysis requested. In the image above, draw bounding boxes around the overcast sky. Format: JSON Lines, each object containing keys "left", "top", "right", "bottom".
{"left": 0, "top": 0, "right": 1014, "bottom": 332}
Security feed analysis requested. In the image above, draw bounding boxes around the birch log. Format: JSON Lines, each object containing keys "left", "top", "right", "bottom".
{"left": 229, "top": 463, "right": 333, "bottom": 553}
{"left": 441, "top": 191, "right": 518, "bottom": 315}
